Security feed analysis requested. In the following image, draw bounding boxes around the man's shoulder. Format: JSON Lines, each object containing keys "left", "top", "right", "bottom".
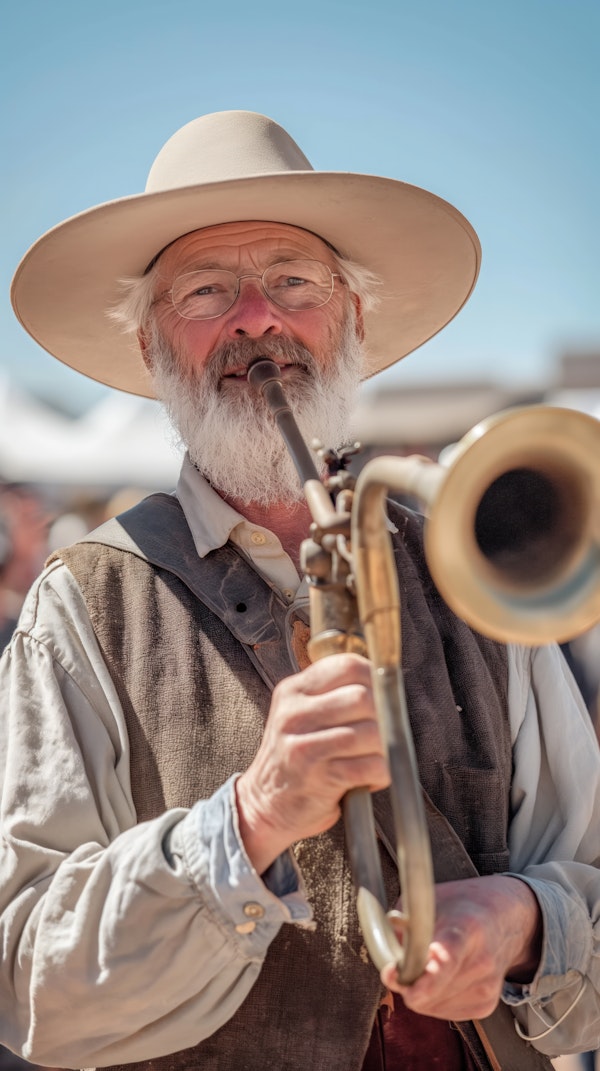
{"left": 51, "top": 493, "right": 187, "bottom": 572}
{"left": 8, "top": 557, "right": 92, "bottom": 653}
{"left": 83, "top": 492, "right": 184, "bottom": 552}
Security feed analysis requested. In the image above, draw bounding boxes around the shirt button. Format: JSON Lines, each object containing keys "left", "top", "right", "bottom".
{"left": 250, "top": 531, "right": 267, "bottom": 546}
{"left": 282, "top": 589, "right": 294, "bottom": 601}
{"left": 235, "top": 920, "right": 257, "bottom": 934}
{"left": 243, "top": 902, "right": 265, "bottom": 919}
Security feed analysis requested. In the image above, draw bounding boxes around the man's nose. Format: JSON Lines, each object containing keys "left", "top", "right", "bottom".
{"left": 224, "top": 278, "right": 284, "bottom": 338}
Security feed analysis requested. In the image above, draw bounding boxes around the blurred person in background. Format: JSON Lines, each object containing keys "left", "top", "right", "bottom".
{"left": 0, "top": 510, "right": 17, "bottom": 652}
{"left": 0, "top": 484, "right": 50, "bottom": 651}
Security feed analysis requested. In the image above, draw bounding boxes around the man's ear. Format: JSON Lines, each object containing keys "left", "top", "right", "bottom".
{"left": 138, "top": 328, "right": 154, "bottom": 371}
{"left": 351, "top": 293, "right": 365, "bottom": 342}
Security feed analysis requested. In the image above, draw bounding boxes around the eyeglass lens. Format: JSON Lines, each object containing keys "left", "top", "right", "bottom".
{"left": 170, "top": 260, "right": 335, "bottom": 319}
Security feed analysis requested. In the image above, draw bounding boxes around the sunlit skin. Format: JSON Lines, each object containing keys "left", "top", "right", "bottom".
{"left": 140, "top": 220, "right": 542, "bottom": 1015}
{"left": 140, "top": 221, "right": 362, "bottom": 561}
{"left": 145, "top": 220, "right": 353, "bottom": 378}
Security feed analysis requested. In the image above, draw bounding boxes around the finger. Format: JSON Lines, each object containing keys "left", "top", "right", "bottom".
{"left": 294, "top": 684, "right": 377, "bottom": 731}
{"left": 272, "top": 676, "right": 379, "bottom": 738}
{"left": 326, "top": 751, "right": 391, "bottom": 792}
{"left": 384, "top": 939, "right": 501, "bottom": 1021}
{"left": 399, "top": 968, "right": 503, "bottom": 1021}
{"left": 296, "top": 718, "right": 386, "bottom": 758}
{"left": 381, "top": 940, "right": 457, "bottom": 995}
{"left": 285, "top": 723, "right": 390, "bottom": 787}
{"left": 290, "top": 652, "right": 373, "bottom": 696}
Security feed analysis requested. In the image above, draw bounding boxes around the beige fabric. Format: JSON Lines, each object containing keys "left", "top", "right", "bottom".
{"left": 54, "top": 494, "right": 512, "bottom": 1070}
{"left": 10, "top": 110, "right": 480, "bottom": 396}
{"left": 0, "top": 464, "right": 599, "bottom": 1064}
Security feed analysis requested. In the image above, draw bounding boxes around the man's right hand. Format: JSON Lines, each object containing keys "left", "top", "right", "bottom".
{"left": 235, "top": 653, "right": 390, "bottom": 875}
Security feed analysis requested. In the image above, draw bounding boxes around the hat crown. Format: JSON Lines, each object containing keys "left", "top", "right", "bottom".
{"left": 145, "top": 110, "right": 314, "bottom": 193}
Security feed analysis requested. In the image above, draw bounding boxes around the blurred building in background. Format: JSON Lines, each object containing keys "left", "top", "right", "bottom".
{"left": 353, "top": 351, "right": 600, "bottom": 457}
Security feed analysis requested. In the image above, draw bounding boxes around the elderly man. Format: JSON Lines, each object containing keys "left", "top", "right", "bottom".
{"left": 1, "top": 111, "right": 599, "bottom": 1071}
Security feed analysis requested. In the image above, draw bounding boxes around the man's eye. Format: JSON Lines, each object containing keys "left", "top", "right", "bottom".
{"left": 191, "top": 284, "right": 219, "bottom": 296}
{"left": 273, "top": 275, "right": 309, "bottom": 288}
{"left": 186, "top": 280, "right": 229, "bottom": 298}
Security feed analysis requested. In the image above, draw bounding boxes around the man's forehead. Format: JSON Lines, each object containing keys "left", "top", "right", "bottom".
{"left": 150, "top": 220, "right": 334, "bottom": 274}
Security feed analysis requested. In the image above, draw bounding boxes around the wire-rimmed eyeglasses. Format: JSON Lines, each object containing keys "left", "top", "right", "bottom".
{"left": 152, "top": 259, "right": 343, "bottom": 320}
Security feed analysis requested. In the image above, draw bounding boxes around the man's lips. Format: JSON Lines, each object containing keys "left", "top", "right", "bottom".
{"left": 221, "top": 361, "right": 302, "bottom": 383}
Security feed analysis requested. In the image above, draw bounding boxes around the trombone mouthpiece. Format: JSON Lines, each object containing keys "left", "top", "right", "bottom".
{"left": 247, "top": 357, "right": 282, "bottom": 392}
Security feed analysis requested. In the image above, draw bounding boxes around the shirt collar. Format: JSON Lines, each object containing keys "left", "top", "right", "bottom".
{"left": 175, "top": 453, "right": 246, "bottom": 558}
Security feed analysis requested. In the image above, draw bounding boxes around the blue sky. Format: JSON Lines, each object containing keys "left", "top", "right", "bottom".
{"left": 1, "top": 0, "right": 598, "bottom": 412}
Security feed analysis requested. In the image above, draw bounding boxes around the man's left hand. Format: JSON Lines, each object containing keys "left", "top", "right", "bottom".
{"left": 381, "top": 875, "right": 543, "bottom": 1020}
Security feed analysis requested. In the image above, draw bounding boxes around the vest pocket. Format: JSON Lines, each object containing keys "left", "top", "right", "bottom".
{"left": 420, "top": 763, "right": 510, "bottom": 871}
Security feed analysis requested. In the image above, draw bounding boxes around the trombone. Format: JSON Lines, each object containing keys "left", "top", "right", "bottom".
{"left": 248, "top": 357, "right": 600, "bottom": 984}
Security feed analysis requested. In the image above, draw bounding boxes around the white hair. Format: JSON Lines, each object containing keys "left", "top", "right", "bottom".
{"left": 108, "top": 246, "right": 382, "bottom": 334}
{"left": 145, "top": 308, "right": 365, "bottom": 506}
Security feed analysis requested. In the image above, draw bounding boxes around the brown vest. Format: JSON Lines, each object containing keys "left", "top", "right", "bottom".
{"left": 56, "top": 496, "right": 537, "bottom": 1071}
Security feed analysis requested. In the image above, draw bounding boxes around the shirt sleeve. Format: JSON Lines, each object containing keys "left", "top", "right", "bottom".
{"left": 0, "top": 562, "right": 312, "bottom": 1068}
{"left": 502, "top": 642, "right": 600, "bottom": 1056}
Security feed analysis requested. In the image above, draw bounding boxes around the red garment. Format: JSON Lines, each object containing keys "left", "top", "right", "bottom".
{"left": 361, "top": 994, "right": 480, "bottom": 1071}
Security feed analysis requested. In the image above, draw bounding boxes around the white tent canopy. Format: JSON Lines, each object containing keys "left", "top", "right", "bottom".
{"left": 0, "top": 375, "right": 183, "bottom": 490}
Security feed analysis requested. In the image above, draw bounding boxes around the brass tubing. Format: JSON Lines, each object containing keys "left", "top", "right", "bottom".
{"left": 351, "top": 471, "right": 435, "bottom": 981}
{"left": 249, "top": 356, "right": 433, "bottom": 983}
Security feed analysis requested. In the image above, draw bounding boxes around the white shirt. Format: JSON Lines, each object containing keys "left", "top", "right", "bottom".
{"left": 0, "top": 455, "right": 599, "bottom": 1065}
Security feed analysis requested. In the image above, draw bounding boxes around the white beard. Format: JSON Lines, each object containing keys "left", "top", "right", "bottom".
{"left": 148, "top": 316, "right": 364, "bottom": 506}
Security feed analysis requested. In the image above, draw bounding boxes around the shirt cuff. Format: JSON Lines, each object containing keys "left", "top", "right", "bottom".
{"left": 165, "top": 776, "right": 314, "bottom": 953}
{"left": 502, "top": 874, "right": 592, "bottom": 1006}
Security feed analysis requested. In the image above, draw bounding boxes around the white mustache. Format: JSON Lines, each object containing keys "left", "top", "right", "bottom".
{"left": 206, "top": 337, "right": 317, "bottom": 385}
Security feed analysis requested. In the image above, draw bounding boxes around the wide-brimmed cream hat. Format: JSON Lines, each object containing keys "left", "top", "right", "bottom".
{"left": 11, "top": 110, "right": 481, "bottom": 398}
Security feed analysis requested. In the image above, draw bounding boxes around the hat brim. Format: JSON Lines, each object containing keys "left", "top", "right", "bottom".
{"left": 11, "top": 171, "right": 480, "bottom": 397}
